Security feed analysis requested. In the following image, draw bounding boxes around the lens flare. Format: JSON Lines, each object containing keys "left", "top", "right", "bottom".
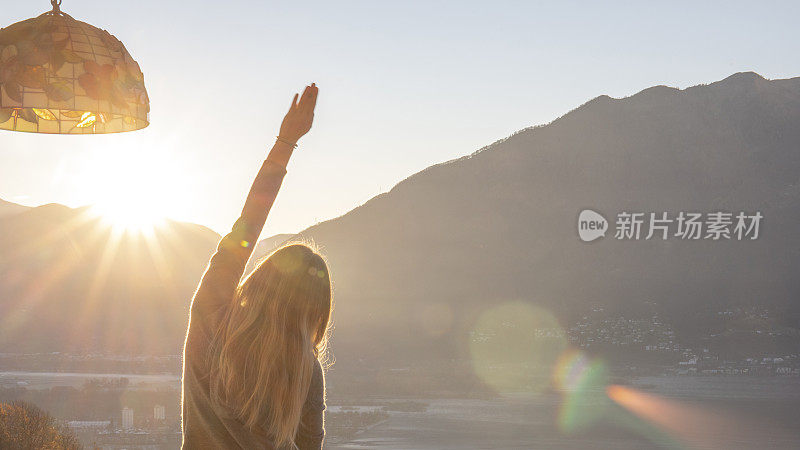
{"left": 553, "top": 350, "right": 611, "bottom": 433}
{"left": 553, "top": 349, "right": 591, "bottom": 392}
{"left": 469, "top": 302, "right": 566, "bottom": 395}
{"left": 606, "top": 385, "right": 796, "bottom": 449}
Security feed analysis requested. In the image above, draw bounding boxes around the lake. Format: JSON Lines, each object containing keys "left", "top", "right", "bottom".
{"left": 331, "top": 377, "right": 800, "bottom": 449}
{"left": 3, "top": 370, "right": 799, "bottom": 449}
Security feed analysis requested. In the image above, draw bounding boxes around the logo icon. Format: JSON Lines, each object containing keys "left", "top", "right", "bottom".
{"left": 578, "top": 209, "right": 608, "bottom": 242}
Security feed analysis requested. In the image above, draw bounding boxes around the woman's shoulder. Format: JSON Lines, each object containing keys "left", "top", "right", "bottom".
{"left": 311, "top": 358, "right": 325, "bottom": 388}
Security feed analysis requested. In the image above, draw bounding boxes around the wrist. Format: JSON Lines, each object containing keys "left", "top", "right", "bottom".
{"left": 268, "top": 139, "right": 294, "bottom": 168}
{"left": 276, "top": 135, "right": 298, "bottom": 148}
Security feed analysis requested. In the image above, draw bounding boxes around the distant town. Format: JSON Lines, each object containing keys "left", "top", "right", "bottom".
{"left": 566, "top": 306, "right": 800, "bottom": 376}
{"left": 1, "top": 305, "right": 798, "bottom": 448}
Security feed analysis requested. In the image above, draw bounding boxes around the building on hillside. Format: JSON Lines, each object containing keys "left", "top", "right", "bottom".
{"left": 66, "top": 420, "right": 110, "bottom": 430}
{"left": 154, "top": 404, "right": 166, "bottom": 421}
{"left": 122, "top": 407, "right": 134, "bottom": 430}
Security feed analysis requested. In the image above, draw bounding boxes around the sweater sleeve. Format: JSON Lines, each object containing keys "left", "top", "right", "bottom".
{"left": 188, "top": 159, "right": 287, "bottom": 338}
{"left": 295, "top": 359, "right": 326, "bottom": 450}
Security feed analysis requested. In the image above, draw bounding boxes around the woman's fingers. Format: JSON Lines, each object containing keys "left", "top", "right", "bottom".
{"left": 279, "top": 84, "right": 317, "bottom": 142}
{"left": 306, "top": 83, "right": 318, "bottom": 112}
{"left": 298, "top": 83, "right": 318, "bottom": 114}
{"left": 299, "top": 86, "right": 312, "bottom": 111}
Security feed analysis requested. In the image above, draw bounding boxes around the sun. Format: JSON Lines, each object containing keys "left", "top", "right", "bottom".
{"left": 90, "top": 197, "right": 167, "bottom": 232}
{"left": 79, "top": 143, "right": 184, "bottom": 233}
{"left": 88, "top": 175, "right": 170, "bottom": 232}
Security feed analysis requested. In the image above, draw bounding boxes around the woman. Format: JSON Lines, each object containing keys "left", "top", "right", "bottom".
{"left": 182, "top": 83, "right": 331, "bottom": 449}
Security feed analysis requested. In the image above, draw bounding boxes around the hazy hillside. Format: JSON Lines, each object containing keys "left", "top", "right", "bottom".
{"left": 271, "top": 72, "right": 800, "bottom": 366}
{"left": 1, "top": 72, "right": 798, "bottom": 375}
{"left": 0, "top": 203, "right": 219, "bottom": 354}
{"left": 0, "top": 199, "right": 29, "bottom": 217}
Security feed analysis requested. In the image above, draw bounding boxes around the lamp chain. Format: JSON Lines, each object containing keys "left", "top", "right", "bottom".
{"left": 51, "top": 0, "right": 62, "bottom": 13}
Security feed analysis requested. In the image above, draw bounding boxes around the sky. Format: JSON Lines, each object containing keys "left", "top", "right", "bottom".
{"left": 1, "top": 0, "right": 799, "bottom": 237}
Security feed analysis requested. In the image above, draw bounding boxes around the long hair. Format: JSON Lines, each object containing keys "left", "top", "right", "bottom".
{"left": 210, "top": 243, "right": 332, "bottom": 448}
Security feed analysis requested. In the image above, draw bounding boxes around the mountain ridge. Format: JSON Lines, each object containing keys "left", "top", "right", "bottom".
{"left": 0, "top": 198, "right": 30, "bottom": 217}
{"left": 1, "top": 73, "right": 798, "bottom": 386}
{"left": 0, "top": 202, "right": 220, "bottom": 354}
{"left": 279, "top": 71, "right": 800, "bottom": 368}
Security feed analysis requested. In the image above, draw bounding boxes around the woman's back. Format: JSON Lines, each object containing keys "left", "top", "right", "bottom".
{"left": 182, "top": 301, "right": 325, "bottom": 449}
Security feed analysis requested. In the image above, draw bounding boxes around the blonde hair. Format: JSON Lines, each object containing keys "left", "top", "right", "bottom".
{"left": 210, "top": 243, "right": 332, "bottom": 448}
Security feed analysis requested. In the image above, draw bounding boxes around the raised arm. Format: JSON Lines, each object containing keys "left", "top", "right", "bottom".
{"left": 189, "top": 84, "right": 319, "bottom": 331}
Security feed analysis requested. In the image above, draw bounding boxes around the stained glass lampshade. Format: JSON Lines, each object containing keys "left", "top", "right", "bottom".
{"left": 0, "top": 1, "right": 149, "bottom": 134}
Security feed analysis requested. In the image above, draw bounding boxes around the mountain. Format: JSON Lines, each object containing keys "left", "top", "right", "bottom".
{"left": 2, "top": 73, "right": 799, "bottom": 388}
{"left": 0, "top": 198, "right": 29, "bottom": 217}
{"left": 0, "top": 203, "right": 219, "bottom": 355}
{"left": 256, "top": 72, "right": 800, "bottom": 369}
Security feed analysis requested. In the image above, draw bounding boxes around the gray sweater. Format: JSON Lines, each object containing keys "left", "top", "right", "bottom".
{"left": 181, "top": 159, "right": 326, "bottom": 449}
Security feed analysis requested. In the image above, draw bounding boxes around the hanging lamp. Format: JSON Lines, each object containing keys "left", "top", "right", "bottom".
{"left": 0, "top": 0, "right": 149, "bottom": 134}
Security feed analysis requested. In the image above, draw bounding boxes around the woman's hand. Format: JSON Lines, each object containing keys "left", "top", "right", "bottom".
{"left": 279, "top": 83, "right": 319, "bottom": 145}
